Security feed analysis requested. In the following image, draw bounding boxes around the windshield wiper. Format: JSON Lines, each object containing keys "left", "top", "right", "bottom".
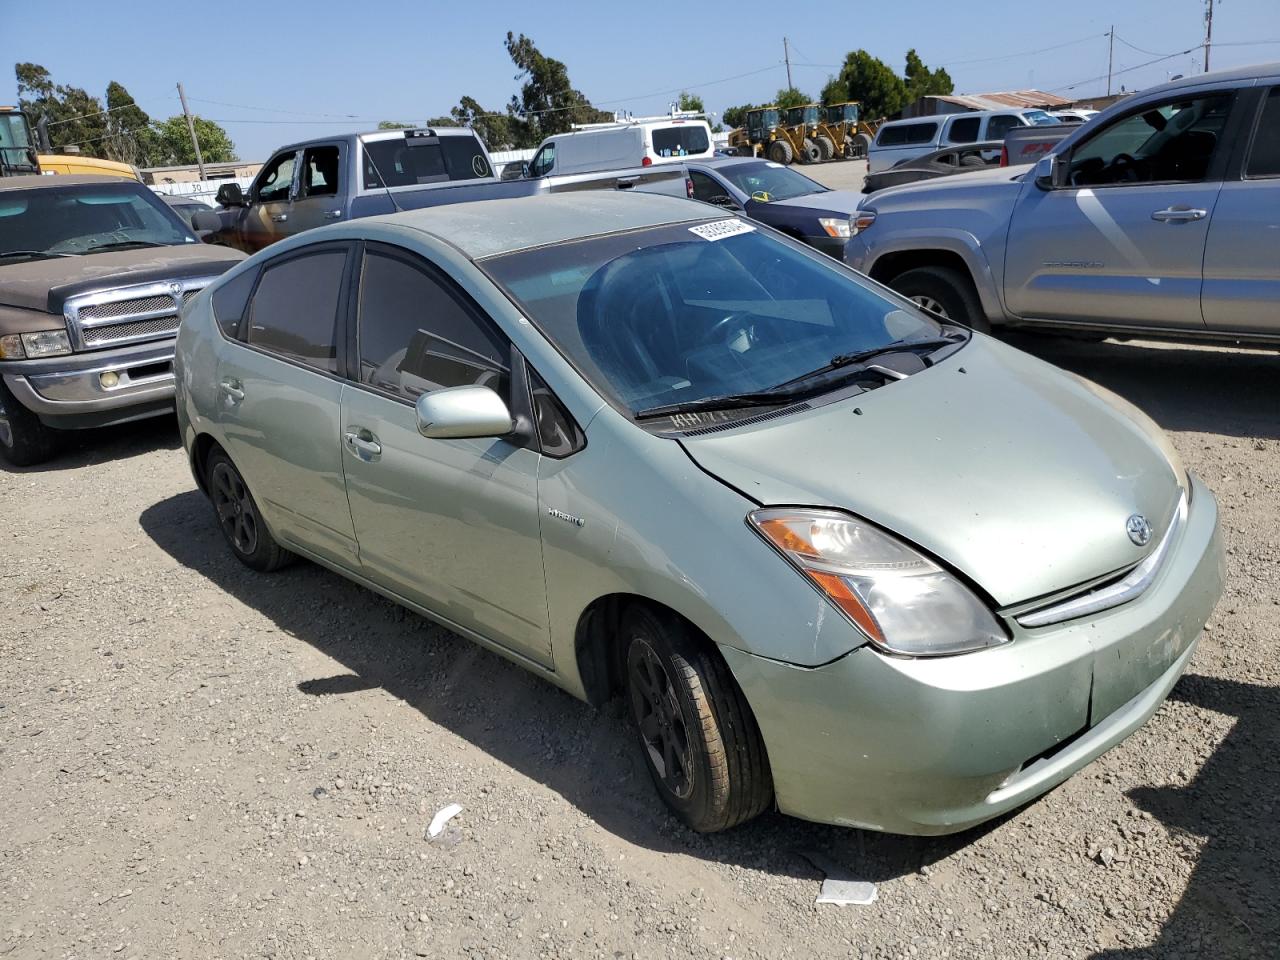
{"left": 771, "top": 334, "right": 965, "bottom": 391}
{"left": 86, "top": 240, "right": 168, "bottom": 253}
{"left": 634, "top": 389, "right": 811, "bottom": 420}
{"left": 0, "top": 250, "right": 76, "bottom": 262}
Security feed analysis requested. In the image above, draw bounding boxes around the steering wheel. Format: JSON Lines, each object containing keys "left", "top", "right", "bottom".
{"left": 1110, "top": 152, "right": 1140, "bottom": 182}
{"left": 701, "top": 311, "right": 755, "bottom": 346}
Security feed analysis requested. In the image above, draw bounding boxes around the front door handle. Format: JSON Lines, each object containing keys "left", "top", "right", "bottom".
{"left": 270, "top": 213, "right": 289, "bottom": 223}
{"left": 1151, "top": 206, "right": 1207, "bottom": 223}
{"left": 219, "top": 377, "right": 244, "bottom": 404}
{"left": 343, "top": 430, "right": 382, "bottom": 462}
{"left": 323, "top": 210, "right": 342, "bottom": 220}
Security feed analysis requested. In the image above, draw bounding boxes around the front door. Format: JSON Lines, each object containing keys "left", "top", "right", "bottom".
{"left": 216, "top": 242, "right": 359, "bottom": 567}
{"left": 240, "top": 149, "right": 298, "bottom": 252}
{"left": 339, "top": 243, "right": 551, "bottom": 666}
{"left": 1004, "top": 90, "right": 1235, "bottom": 330}
{"left": 289, "top": 144, "right": 347, "bottom": 234}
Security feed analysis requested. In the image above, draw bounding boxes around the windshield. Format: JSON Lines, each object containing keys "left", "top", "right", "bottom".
{"left": 717, "top": 161, "right": 825, "bottom": 201}
{"left": 1025, "top": 110, "right": 1060, "bottom": 126}
{"left": 483, "top": 221, "right": 948, "bottom": 419}
{"left": 0, "top": 182, "right": 197, "bottom": 260}
{"left": 831, "top": 104, "right": 859, "bottom": 123}
{"left": 0, "top": 113, "right": 37, "bottom": 174}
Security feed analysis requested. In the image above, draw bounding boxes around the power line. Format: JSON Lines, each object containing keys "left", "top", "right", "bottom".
{"left": 938, "top": 33, "right": 1107, "bottom": 68}
{"left": 1049, "top": 46, "right": 1199, "bottom": 93}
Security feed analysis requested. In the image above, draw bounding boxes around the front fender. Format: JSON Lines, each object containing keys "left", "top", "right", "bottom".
{"left": 855, "top": 226, "right": 1009, "bottom": 323}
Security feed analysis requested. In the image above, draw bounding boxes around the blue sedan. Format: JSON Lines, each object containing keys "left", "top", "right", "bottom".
{"left": 686, "top": 157, "right": 865, "bottom": 260}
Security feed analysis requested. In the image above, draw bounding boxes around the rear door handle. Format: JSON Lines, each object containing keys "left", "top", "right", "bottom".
{"left": 219, "top": 378, "right": 244, "bottom": 404}
{"left": 1151, "top": 207, "right": 1207, "bottom": 223}
{"left": 343, "top": 430, "right": 382, "bottom": 462}
{"left": 270, "top": 213, "right": 289, "bottom": 223}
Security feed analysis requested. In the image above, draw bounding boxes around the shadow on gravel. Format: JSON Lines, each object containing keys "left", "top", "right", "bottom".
{"left": 140, "top": 488, "right": 1005, "bottom": 884}
{"left": 0, "top": 413, "right": 181, "bottom": 475}
{"left": 1008, "top": 336, "right": 1279, "bottom": 441}
{"left": 1093, "top": 673, "right": 1280, "bottom": 959}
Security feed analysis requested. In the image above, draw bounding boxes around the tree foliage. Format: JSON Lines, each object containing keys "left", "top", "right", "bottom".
{"left": 821, "top": 49, "right": 954, "bottom": 120}
{"left": 377, "top": 120, "right": 413, "bottom": 129}
{"left": 774, "top": 87, "right": 813, "bottom": 110}
{"left": 677, "top": 91, "right": 705, "bottom": 113}
{"left": 722, "top": 103, "right": 760, "bottom": 130}
{"left": 151, "top": 115, "right": 237, "bottom": 166}
{"left": 904, "top": 49, "right": 954, "bottom": 102}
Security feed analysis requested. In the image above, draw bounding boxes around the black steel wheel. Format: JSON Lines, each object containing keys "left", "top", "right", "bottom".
{"left": 622, "top": 605, "right": 773, "bottom": 832}
{"left": 205, "top": 448, "right": 294, "bottom": 571}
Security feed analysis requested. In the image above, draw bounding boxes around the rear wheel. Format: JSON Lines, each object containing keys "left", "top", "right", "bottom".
{"left": 0, "top": 379, "right": 59, "bottom": 467}
{"left": 800, "top": 138, "right": 822, "bottom": 164}
{"left": 768, "top": 139, "right": 793, "bottom": 165}
{"left": 205, "top": 449, "right": 295, "bottom": 572}
{"left": 890, "top": 266, "right": 990, "bottom": 333}
{"left": 623, "top": 605, "right": 773, "bottom": 833}
{"left": 816, "top": 135, "right": 836, "bottom": 162}
{"left": 853, "top": 133, "right": 872, "bottom": 159}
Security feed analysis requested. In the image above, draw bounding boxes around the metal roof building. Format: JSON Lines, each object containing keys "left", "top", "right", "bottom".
{"left": 902, "top": 90, "right": 1073, "bottom": 118}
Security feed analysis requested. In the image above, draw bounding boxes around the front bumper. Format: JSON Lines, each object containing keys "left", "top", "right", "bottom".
{"left": 722, "top": 475, "right": 1225, "bottom": 835}
{"left": 0, "top": 340, "right": 176, "bottom": 430}
{"left": 803, "top": 235, "right": 849, "bottom": 260}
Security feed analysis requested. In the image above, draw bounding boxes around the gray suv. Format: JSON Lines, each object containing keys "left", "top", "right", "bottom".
{"left": 846, "top": 63, "right": 1280, "bottom": 346}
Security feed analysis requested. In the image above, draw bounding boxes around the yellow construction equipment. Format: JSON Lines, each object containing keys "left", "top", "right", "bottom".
{"left": 823, "top": 102, "right": 878, "bottom": 159}
{"left": 0, "top": 106, "right": 41, "bottom": 177}
{"left": 781, "top": 104, "right": 825, "bottom": 163}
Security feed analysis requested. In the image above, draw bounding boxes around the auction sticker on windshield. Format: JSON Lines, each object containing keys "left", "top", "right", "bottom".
{"left": 689, "top": 219, "right": 756, "bottom": 242}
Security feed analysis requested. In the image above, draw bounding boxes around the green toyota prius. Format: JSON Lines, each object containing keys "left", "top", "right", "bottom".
{"left": 175, "top": 192, "right": 1224, "bottom": 835}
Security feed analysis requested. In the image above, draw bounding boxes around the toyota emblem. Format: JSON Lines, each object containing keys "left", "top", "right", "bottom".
{"left": 1126, "top": 514, "right": 1152, "bottom": 547}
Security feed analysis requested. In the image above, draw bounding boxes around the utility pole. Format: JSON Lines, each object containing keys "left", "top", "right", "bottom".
{"left": 176, "top": 82, "right": 206, "bottom": 181}
{"left": 783, "top": 37, "right": 793, "bottom": 91}
{"left": 1203, "top": 0, "right": 1214, "bottom": 73}
{"left": 1106, "top": 25, "right": 1115, "bottom": 96}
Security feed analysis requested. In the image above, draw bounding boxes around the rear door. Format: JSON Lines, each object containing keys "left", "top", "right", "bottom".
{"left": 215, "top": 241, "right": 359, "bottom": 567}
{"left": 1202, "top": 81, "right": 1280, "bottom": 335}
{"left": 1004, "top": 89, "right": 1237, "bottom": 329}
{"left": 289, "top": 143, "right": 347, "bottom": 234}
{"left": 240, "top": 149, "right": 298, "bottom": 251}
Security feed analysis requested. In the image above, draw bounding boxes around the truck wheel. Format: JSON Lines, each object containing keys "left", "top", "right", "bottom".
{"left": 800, "top": 138, "right": 822, "bottom": 164}
{"left": 768, "top": 140, "right": 793, "bottom": 165}
{"left": 891, "top": 266, "right": 990, "bottom": 334}
{"left": 0, "top": 379, "right": 59, "bottom": 467}
{"left": 816, "top": 136, "right": 836, "bottom": 161}
{"left": 853, "top": 133, "right": 872, "bottom": 159}
{"left": 205, "top": 449, "right": 295, "bottom": 572}
{"left": 623, "top": 604, "right": 773, "bottom": 833}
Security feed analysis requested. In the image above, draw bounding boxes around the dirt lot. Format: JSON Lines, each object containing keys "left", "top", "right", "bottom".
{"left": 2, "top": 318, "right": 1278, "bottom": 956}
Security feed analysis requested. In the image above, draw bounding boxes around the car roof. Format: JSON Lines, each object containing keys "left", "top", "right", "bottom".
{"left": 0, "top": 173, "right": 135, "bottom": 193}
{"left": 366, "top": 192, "right": 717, "bottom": 260}
{"left": 687, "top": 156, "right": 771, "bottom": 170}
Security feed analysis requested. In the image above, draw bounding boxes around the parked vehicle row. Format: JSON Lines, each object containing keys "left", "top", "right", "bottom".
{"left": 868, "top": 107, "right": 1061, "bottom": 172}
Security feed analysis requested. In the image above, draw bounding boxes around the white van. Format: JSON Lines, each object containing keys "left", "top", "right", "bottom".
{"left": 526, "top": 115, "right": 714, "bottom": 178}
{"left": 868, "top": 109, "right": 1061, "bottom": 172}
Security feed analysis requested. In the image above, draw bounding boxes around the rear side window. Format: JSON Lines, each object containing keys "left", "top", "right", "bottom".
{"left": 986, "top": 115, "right": 1023, "bottom": 140}
{"left": 211, "top": 267, "right": 259, "bottom": 339}
{"left": 302, "top": 146, "right": 340, "bottom": 197}
{"left": 356, "top": 248, "right": 510, "bottom": 402}
{"left": 876, "top": 122, "right": 938, "bottom": 146}
{"left": 363, "top": 135, "right": 492, "bottom": 189}
{"left": 247, "top": 248, "right": 346, "bottom": 373}
{"left": 946, "top": 117, "right": 981, "bottom": 143}
{"left": 1246, "top": 87, "right": 1280, "bottom": 178}
{"left": 652, "top": 125, "right": 710, "bottom": 158}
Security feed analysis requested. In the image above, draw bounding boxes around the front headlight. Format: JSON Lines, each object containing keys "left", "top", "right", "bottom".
{"left": 0, "top": 334, "right": 25, "bottom": 359}
{"left": 818, "top": 217, "right": 852, "bottom": 239}
{"left": 749, "top": 508, "right": 1009, "bottom": 657}
{"left": 20, "top": 329, "right": 72, "bottom": 359}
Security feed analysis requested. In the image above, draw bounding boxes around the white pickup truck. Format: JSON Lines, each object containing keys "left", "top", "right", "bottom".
{"left": 846, "top": 64, "right": 1280, "bottom": 347}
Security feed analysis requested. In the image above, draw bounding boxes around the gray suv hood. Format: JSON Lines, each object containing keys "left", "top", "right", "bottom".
{"left": 769, "top": 189, "right": 863, "bottom": 213}
{"left": 679, "top": 337, "right": 1182, "bottom": 607}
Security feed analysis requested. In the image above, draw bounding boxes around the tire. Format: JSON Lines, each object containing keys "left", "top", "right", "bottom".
{"left": 768, "top": 139, "right": 793, "bottom": 165}
{"left": 960, "top": 153, "right": 986, "bottom": 167}
{"left": 205, "top": 448, "right": 294, "bottom": 572}
{"left": 816, "top": 135, "right": 836, "bottom": 162}
{"left": 0, "top": 378, "right": 59, "bottom": 467}
{"left": 853, "top": 133, "right": 872, "bottom": 159}
{"left": 891, "top": 265, "right": 990, "bottom": 333}
{"left": 622, "top": 604, "right": 773, "bottom": 833}
{"left": 800, "top": 138, "right": 822, "bottom": 164}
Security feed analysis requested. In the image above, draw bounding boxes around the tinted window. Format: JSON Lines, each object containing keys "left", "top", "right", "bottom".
{"left": 1246, "top": 87, "right": 1280, "bottom": 178}
{"left": 362, "top": 135, "right": 492, "bottom": 189}
{"left": 302, "top": 146, "right": 339, "bottom": 197}
{"left": 529, "top": 143, "right": 555, "bottom": 177}
{"left": 528, "top": 368, "right": 584, "bottom": 458}
{"left": 1069, "top": 94, "right": 1230, "bottom": 187}
{"left": 876, "top": 122, "right": 938, "bottom": 146}
{"left": 652, "top": 125, "right": 710, "bottom": 157}
{"left": 357, "top": 250, "right": 510, "bottom": 401}
{"left": 211, "top": 267, "right": 259, "bottom": 339}
{"left": 247, "top": 249, "right": 345, "bottom": 373}
{"left": 689, "top": 171, "right": 730, "bottom": 203}
{"left": 947, "top": 117, "right": 981, "bottom": 143}
{"left": 256, "top": 152, "right": 295, "bottom": 203}
{"left": 986, "top": 115, "right": 1022, "bottom": 139}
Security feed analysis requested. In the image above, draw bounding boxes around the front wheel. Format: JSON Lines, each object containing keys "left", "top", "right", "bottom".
{"left": 816, "top": 135, "right": 836, "bottom": 162}
{"left": 205, "top": 448, "right": 295, "bottom": 572}
{"left": 890, "top": 265, "right": 990, "bottom": 333}
{"left": 0, "top": 379, "right": 59, "bottom": 467}
{"left": 800, "top": 138, "right": 822, "bottom": 164}
{"left": 623, "top": 605, "right": 773, "bottom": 833}
{"left": 768, "top": 139, "right": 793, "bottom": 165}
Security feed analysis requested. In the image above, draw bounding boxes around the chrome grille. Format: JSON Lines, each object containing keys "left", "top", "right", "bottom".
{"left": 81, "top": 316, "right": 181, "bottom": 347}
{"left": 78, "top": 295, "right": 174, "bottom": 322}
{"left": 64, "top": 276, "right": 218, "bottom": 351}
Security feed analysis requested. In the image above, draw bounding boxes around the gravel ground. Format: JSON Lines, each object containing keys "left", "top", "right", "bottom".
{"left": 2, "top": 324, "right": 1277, "bottom": 959}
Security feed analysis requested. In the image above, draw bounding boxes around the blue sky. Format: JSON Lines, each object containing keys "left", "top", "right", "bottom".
{"left": 3, "top": 0, "right": 1277, "bottom": 161}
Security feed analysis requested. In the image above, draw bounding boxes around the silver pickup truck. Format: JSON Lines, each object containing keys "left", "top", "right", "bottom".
{"left": 207, "top": 127, "right": 691, "bottom": 254}
{"left": 846, "top": 64, "right": 1280, "bottom": 346}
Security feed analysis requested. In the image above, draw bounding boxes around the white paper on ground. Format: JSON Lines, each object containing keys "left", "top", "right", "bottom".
{"left": 427, "top": 803, "right": 463, "bottom": 838}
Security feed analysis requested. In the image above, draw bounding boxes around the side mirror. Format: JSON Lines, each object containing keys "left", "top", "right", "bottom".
{"left": 190, "top": 209, "right": 222, "bottom": 234}
{"left": 215, "top": 182, "right": 246, "bottom": 207}
{"left": 416, "top": 385, "right": 513, "bottom": 440}
{"left": 1035, "top": 154, "right": 1069, "bottom": 190}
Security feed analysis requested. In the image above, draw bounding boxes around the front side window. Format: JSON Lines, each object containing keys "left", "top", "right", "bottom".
{"left": 689, "top": 171, "right": 730, "bottom": 204}
{"left": 946, "top": 117, "right": 981, "bottom": 144}
{"left": 718, "top": 161, "right": 825, "bottom": 201}
{"left": 1246, "top": 86, "right": 1280, "bottom": 178}
{"left": 247, "top": 248, "right": 346, "bottom": 373}
{"left": 302, "top": 146, "right": 340, "bottom": 197}
{"left": 483, "top": 222, "right": 947, "bottom": 419}
{"left": 652, "top": 125, "right": 711, "bottom": 158}
{"left": 528, "top": 144, "right": 555, "bottom": 178}
{"left": 256, "top": 152, "right": 296, "bottom": 203}
{"left": 1068, "top": 93, "right": 1231, "bottom": 187}
{"left": 356, "top": 249, "right": 510, "bottom": 402}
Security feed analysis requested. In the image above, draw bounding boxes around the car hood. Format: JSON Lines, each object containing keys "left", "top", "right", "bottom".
{"left": 866, "top": 162, "right": 1028, "bottom": 206}
{"left": 768, "top": 189, "right": 864, "bottom": 214}
{"left": 679, "top": 337, "right": 1182, "bottom": 607}
{"left": 0, "top": 244, "right": 245, "bottom": 314}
